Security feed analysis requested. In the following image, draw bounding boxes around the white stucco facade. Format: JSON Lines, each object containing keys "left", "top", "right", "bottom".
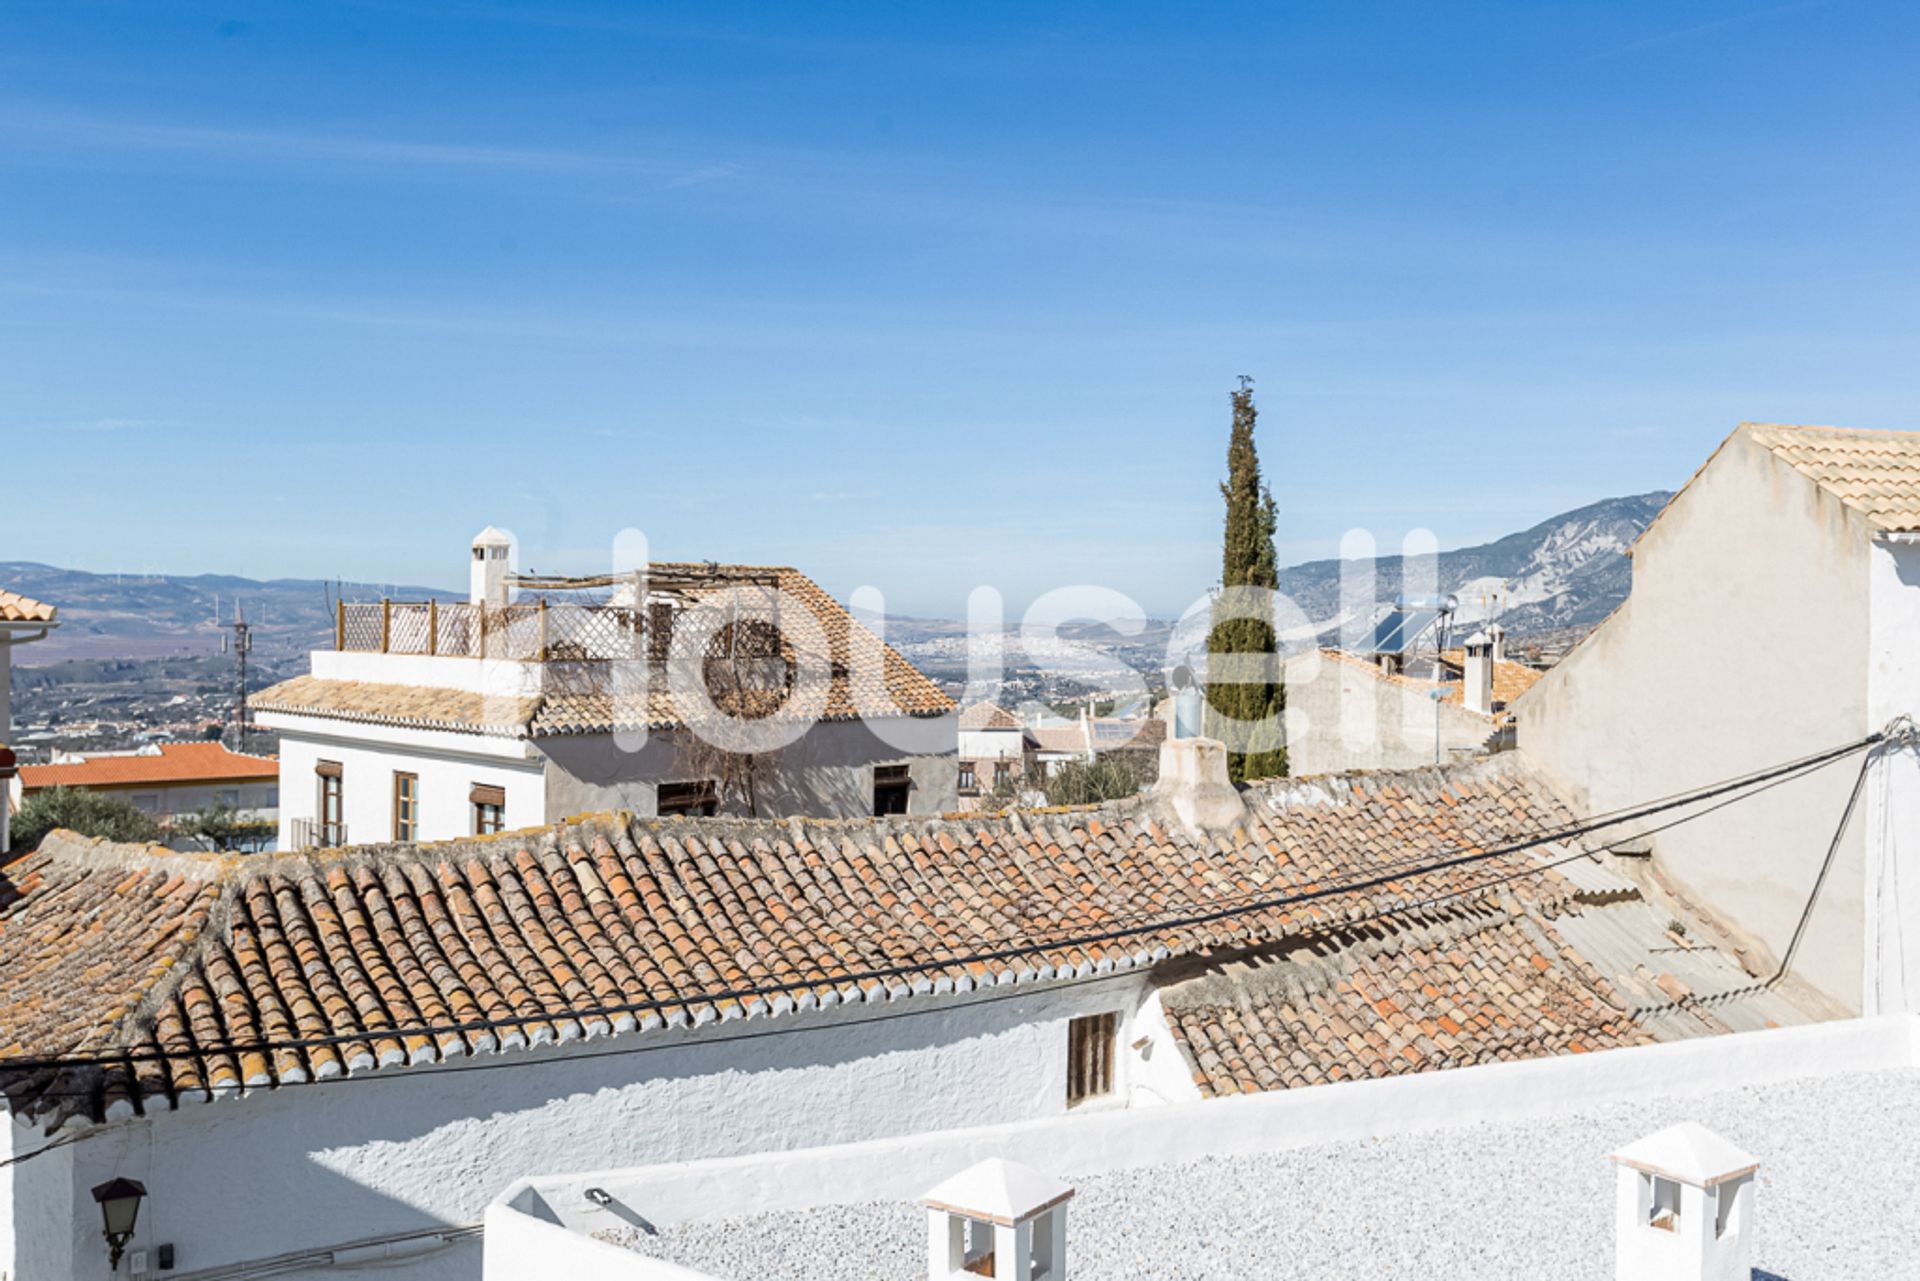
{"left": 1282, "top": 650, "right": 1499, "bottom": 775}
{"left": 1518, "top": 428, "right": 1920, "bottom": 1016}
{"left": 1, "top": 974, "right": 1157, "bottom": 1281}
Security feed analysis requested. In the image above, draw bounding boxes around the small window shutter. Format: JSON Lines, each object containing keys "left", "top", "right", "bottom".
{"left": 315, "top": 760, "right": 343, "bottom": 779}
{"left": 470, "top": 783, "right": 506, "bottom": 806}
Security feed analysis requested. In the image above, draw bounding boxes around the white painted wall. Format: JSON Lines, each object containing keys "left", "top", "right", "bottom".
{"left": 3, "top": 975, "right": 1149, "bottom": 1280}
{"left": 1518, "top": 431, "right": 1873, "bottom": 1011}
{"left": 267, "top": 717, "right": 546, "bottom": 848}
{"left": 503, "top": 1015, "right": 1920, "bottom": 1241}
{"left": 1282, "top": 652, "right": 1495, "bottom": 775}
{"left": 958, "top": 727, "right": 1027, "bottom": 761}
{"left": 485, "top": 1191, "right": 721, "bottom": 1281}
{"left": 1864, "top": 537, "right": 1920, "bottom": 1014}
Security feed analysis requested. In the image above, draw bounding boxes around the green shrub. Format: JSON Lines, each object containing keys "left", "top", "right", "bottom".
{"left": 12, "top": 786, "right": 161, "bottom": 851}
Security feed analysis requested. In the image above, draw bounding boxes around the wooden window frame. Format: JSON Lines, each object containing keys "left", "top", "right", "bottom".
{"left": 657, "top": 780, "right": 719, "bottom": 817}
{"left": 873, "top": 764, "right": 912, "bottom": 816}
{"left": 470, "top": 783, "right": 506, "bottom": 835}
{"left": 392, "top": 771, "right": 419, "bottom": 842}
{"left": 958, "top": 761, "right": 976, "bottom": 792}
{"left": 317, "top": 763, "right": 344, "bottom": 848}
{"left": 1067, "top": 1011, "right": 1118, "bottom": 1107}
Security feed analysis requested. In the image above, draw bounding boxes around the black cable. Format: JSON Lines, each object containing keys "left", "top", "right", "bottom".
{"left": 0, "top": 732, "right": 1879, "bottom": 1078}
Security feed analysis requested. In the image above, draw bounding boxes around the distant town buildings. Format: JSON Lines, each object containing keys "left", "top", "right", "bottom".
{"left": 253, "top": 529, "right": 959, "bottom": 847}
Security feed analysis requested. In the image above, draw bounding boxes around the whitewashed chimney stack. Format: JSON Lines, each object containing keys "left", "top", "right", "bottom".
{"left": 921, "top": 1158, "right": 1073, "bottom": 1281}
{"left": 1462, "top": 631, "right": 1495, "bottom": 717}
{"left": 1610, "top": 1122, "right": 1759, "bottom": 1281}
{"left": 470, "top": 527, "right": 514, "bottom": 610}
{"left": 1488, "top": 621, "right": 1507, "bottom": 662}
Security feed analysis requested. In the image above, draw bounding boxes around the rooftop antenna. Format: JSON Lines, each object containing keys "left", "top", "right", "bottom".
{"left": 220, "top": 602, "right": 253, "bottom": 750}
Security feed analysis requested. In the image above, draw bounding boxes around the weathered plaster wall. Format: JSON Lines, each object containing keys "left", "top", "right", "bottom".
{"left": 1518, "top": 432, "right": 1872, "bottom": 1011}
{"left": 268, "top": 719, "right": 546, "bottom": 847}
{"left": 13, "top": 975, "right": 1145, "bottom": 1280}
{"left": 539, "top": 715, "right": 959, "bottom": 820}
{"left": 1282, "top": 653, "right": 1495, "bottom": 776}
{"left": 1865, "top": 538, "right": 1920, "bottom": 1014}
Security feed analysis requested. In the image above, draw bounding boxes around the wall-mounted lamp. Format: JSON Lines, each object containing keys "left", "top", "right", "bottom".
{"left": 90, "top": 1177, "right": 147, "bottom": 1272}
{"left": 584, "top": 1187, "right": 613, "bottom": 1208}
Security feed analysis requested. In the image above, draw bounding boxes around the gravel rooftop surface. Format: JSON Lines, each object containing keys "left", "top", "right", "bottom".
{"left": 603, "top": 1069, "right": 1919, "bottom": 1281}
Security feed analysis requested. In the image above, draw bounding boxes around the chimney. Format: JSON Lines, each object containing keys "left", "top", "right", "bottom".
{"left": 470, "top": 527, "right": 514, "bottom": 610}
{"left": 1462, "top": 631, "right": 1494, "bottom": 717}
{"left": 921, "top": 1158, "right": 1073, "bottom": 1281}
{"left": 1154, "top": 736, "right": 1247, "bottom": 834}
{"left": 1488, "top": 622, "right": 1507, "bottom": 663}
{"left": 1610, "top": 1122, "right": 1758, "bottom": 1281}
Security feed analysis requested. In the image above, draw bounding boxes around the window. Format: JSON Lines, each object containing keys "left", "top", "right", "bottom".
{"left": 471, "top": 783, "right": 506, "bottom": 835}
{"left": 1067, "top": 1011, "right": 1117, "bottom": 1106}
{"left": 994, "top": 761, "right": 1012, "bottom": 787}
{"left": 658, "top": 780, "right": 719, "bottom": 817}
{"left": 217, "top": 789, "right": 240, "bottom": 808}
{"left": 131, "top": 793, "right": 161, "bottom": 813}
{"left": 958, "top": 761, "right": 977, "bottom": 792}
{"left": 317, "top": 761, "right": 344, "bottom": 848}
{"left": 873, "top": 764, "right": 911, "bottom": 816}
{"left": 267, "top": 785, "right": 280, "bottom": 807}
{"left": 392, "top": 772, "right": 419, "bottom": 842}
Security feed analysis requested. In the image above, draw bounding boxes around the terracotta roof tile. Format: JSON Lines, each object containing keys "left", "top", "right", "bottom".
{"left": 254, "top": 565, "right": 951, "bottom": 736}
{"left": 19, "top": 743, "right": 279, "bottom": 791}
{"left": 0, "top": 589, "right": 56, "bottom": 624}
{"left": 0, "top": 756, "right": 1604, "bottom": 1123}
{"left": 959, "top": 703, "right": 1023, "bottom": 731}
{"left": 1161, "top": 905, "right": 1651, "bottom": 1095}
{"left": 1745, "top": 423, "right": 1920, "bottom": 533}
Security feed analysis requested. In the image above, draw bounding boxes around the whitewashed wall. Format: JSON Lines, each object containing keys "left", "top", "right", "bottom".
{"left": 957, "top": 727, "right": 1026, "bottom": 761}
{"left": 1281, "top": 652, "right": 1495, "bottom": 775}
{"left": 1517, "top": 432, "right": 1873, "bottom": 1012}
{"left": 3, "top": 974, "right": 1149, "bottom": 1280}
{"left": 265, "top": 716, "right": 546, "bottom": 847}
{"left": 1865, "top": 537, "right": 1920, "bottom": 1014}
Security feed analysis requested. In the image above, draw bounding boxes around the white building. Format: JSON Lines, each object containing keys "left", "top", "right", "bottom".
{"left": 955, "top": 702, "right": 1035, "bottom": 802}
{"left": 254, "top": 529, "right": 959, "bottom": 847}
{"left": 0, "top": 587, "right": 57, "bottom": 746}
{"left": 0, "top": 742, "right": 1819, "bottom": 1279}
{"left": 1518, "top": 423, "right": 1920, "bottom": 1017}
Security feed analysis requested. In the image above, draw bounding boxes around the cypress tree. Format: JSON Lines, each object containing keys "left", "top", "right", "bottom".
{"left": 1205, "top": 379, "right": 1288, "bottom": 781}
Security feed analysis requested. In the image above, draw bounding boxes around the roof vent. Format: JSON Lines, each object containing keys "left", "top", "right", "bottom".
{"left": 921, "top": 1158, "right": 1074, "bottom": 1281}
{"left": 1462, "top": 631, "right": 1494, "bottom": 717}
{"left": 1610, "top": 1122, "right": 1759, "bottom": 1281}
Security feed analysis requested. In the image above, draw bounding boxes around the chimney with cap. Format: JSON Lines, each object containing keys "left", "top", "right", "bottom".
{"left": 470, "top": 527, "right": 514, "bottom": 610}
{"left": 1462, "top": 631, "right": 1495, "bottom": 717}
{"left": 1611, "top": 1122, "right": 1759, "bottom": 1281}
{"left": 1488, "top": 621, "right": 1507, "bottom": 663}
{"left": 921, "top": 1158, "right": 1073, "bottom": 1281}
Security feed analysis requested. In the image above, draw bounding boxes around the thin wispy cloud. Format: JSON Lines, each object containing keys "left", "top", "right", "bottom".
{"left": 654, "top": 163, "right": 743, "bottom": 192}
{"left": 1590, "top": 0, "right": 1836, "bottom": 60}
{"left": 0, "top": 104, "right": 660, "bottom": 175}
{"left": 23, "top": 416, "right": 168, "bottom": 434}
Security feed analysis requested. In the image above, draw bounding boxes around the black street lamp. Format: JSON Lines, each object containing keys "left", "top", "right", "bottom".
{"left": 90, "top": 1178, "right": 146, "bottom": 1272}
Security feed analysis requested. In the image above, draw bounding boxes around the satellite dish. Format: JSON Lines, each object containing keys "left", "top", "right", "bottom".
{"left": 1170, "top": 664, "right": 1195, "bottom": 691}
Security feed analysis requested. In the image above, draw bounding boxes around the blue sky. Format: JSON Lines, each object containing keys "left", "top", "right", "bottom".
{"left": 4, "top": 1, "right": 1918, "bottom": 617}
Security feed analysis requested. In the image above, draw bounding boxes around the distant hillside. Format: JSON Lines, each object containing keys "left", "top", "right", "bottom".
{"left": 0, "top": 562, "right": 455, "bottom": 665}
{"left": 1271, "top": 491, "right": 1670, "bottom": 641}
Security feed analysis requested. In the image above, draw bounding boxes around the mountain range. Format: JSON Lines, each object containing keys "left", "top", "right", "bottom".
{"left": 0, "top": 490, "right": 1670, "bottom": 667}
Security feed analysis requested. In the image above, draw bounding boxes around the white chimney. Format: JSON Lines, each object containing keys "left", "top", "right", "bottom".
{"left": 1462, "top": 631, "right": 1494, "bottom": 717}
{"left": 470, "top": 527, "right": 514, "bottom": 610}
{"left": 1154, "top": 736, "right": 1247, "bottom": 834}
{"left": 921, "top": 1158, "right": 1073, "bottom": 1281}
{"left": 1488, "top": 621, "right": 1507, "bottom": 663}
{"left": 1611, "top": 1122, "right": 1758, "bottom": 1281}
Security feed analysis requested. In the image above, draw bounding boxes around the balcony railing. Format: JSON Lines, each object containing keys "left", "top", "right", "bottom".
{"left": 289, "top": 817, "right": 347, "bottom": 850}
{"left": 335, "top": 599, "right": 655, "bottom": 662}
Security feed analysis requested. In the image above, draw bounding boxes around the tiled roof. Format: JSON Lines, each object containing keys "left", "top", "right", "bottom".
{"left": 253, "top": 565, "right": 953, "bottom": 736}
{"left": 19, "top": 743, "right": 280, "bottom": 791}
{"left": 1, "top": 756, "right": 1590, "bottom": 1124}
{"left": 1031, "top": 719, "right": 1166, "bottom": 755}
{"left": 1161, "top": 903, "right": 1651, "bottom": 1095}
{"left": 1746, "top": 423, "right": 1920, "bottom": 533}
{"left": 958, "top": 703, "right": 1023, "bottom": 731}
{"left": 0, "top": 589, "right": 56, "bottom": 624}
